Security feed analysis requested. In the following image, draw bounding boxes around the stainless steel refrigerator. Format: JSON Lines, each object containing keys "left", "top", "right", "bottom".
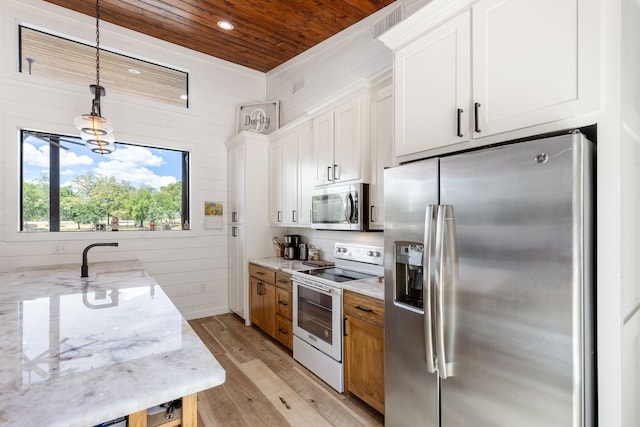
{"left": 384, "top": 131, "right": 594, "bottom": 427}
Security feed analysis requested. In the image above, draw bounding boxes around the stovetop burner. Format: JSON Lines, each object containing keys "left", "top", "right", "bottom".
{"left": 300, "top": 267, "right": 378, "bottom": 283}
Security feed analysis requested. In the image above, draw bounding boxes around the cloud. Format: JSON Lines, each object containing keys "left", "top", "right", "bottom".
{"left": 109, "top": 145, "right": 165, "bottom": 167}
{"left": 22, "top": 142, "right": 50, "bottom": 168}
{"left": 23, "top": 142, "right": 93, "bottom": 168}
{"left": 61, "top": 150, "right": 93, "bottom": 167}
{"left": 93, "top": 146, "right": 176, "bottom": 190}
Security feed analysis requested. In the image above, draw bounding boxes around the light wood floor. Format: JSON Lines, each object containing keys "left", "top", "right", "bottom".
{"left": 189, "top": 314, "right": 385, "bottom": 427}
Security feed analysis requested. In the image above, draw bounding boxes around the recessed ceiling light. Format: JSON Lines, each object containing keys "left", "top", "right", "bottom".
{"left": 217, "top": 20, "right": 234, "bottom": 30}
{"left": 128, "top": 68, "right": 141, "bottom": 74}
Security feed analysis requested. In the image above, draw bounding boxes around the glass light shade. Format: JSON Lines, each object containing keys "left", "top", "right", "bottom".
{"left": 81, "top": 131, "right": 115, "bottom": 143}
{"left": 74, "top": 113, "right": 114, "bottom": 136}
{"left": 84, "top": 133, "right": 116, "bottom": 154}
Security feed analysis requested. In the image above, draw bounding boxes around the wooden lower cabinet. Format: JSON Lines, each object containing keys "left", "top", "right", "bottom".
{"left": 128, "top": 393, "right": 197, "bottom": 427}
{"left": 249, "top": 264, "right": 293, "bottom": 350}
{"left": 343, "top": 290, "right": 385, "bottom": 414}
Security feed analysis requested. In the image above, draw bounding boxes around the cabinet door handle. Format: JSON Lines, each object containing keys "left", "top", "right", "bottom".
{"left": 370, "top": 206, "right": 376, "bottom": 222}
{"left": 232, "top": 212, "right": 237, "bottom": 223}
{"left": 327, "top": 166, "right": 332, "bottom": 182}
{"left": 457, "top": 108, "right": 464, "bottom": 137}
{"left": 343, "top": 317, "right": 348, "bottom": 337}
{"left": 232, "top": 226, "right": 237, "bottom": 237}
{"left": 474, "top": 102, "right": 482, "bottom": 133}
{"left": 355, "top": 305, "right": 373, "bottom": 313}
{"left": 292, "top": 210, "right": 297, "bottom": 223}
{"left": 277, "top": 210, "right": 282, "bottom": 223}
{"left": 334, "top": 164, "right": 340, "bottom": 181}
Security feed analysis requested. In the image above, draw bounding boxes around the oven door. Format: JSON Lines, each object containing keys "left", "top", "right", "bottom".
{"left": 292, "top": 278, "right": 342, "bottom": 362}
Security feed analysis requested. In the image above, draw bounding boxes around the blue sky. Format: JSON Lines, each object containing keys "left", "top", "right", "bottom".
{"left": 22, "top": 135, "right": 183, "bottom": 190}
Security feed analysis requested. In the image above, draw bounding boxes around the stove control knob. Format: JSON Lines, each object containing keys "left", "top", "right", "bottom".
{"left": 367, "top": 250, "right": 380, "bottom": 257}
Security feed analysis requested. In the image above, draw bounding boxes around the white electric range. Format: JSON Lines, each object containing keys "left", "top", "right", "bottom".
{"left": 291, "top": 242, "right": 383, "bottom": 392}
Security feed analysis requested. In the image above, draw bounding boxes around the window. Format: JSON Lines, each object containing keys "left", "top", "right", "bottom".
{"left": 19, "top": 26, "right": 189, "bottom": 108}
{"left": 20, "top": 131, "right": 189, "bottom": 232}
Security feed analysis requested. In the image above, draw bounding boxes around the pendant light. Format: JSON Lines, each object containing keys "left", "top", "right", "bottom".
{"left": 73, "top": 0, "right": 116, "bottom": 154}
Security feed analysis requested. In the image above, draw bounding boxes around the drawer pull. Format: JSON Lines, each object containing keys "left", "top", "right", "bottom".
{"left": 279, "top": 300, "right": 288, "bottom": 306}
{"left": 279, "top": 328, "right": 288, "bottom": 334}
{"left": 355, "top": 305, "right": 373, "bottom": 313}
{"left": 256, "top": 271, "right": 265, "bottom": 276}
{"left": 277, "top": 279, "right": 288, "bottom": 284}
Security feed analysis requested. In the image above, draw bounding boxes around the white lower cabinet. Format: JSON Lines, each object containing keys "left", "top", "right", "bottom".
{"left": 228, "top": 224, "right": 246, "bottom": 317}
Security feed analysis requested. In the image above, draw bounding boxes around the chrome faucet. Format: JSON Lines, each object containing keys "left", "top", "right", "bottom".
{"left": 81, "top": 242, "right": 119, "bottom": 277}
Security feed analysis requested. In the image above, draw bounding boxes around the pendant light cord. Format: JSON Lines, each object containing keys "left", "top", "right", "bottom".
{"left": 95, "top": 0, "right": 100, "bottom": 88}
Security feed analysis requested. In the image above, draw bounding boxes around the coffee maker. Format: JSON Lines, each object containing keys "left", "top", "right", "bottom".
{"left": 283, "top": 234, "right": 301, "bottom": 260}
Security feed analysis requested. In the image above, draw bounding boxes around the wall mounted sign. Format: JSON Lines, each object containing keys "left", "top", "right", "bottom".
{"left": 236, "top": 101, "right": 279, "bottom": 134}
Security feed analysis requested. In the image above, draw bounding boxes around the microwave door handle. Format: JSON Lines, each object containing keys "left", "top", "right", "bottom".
{"left": 424, "top": 205, "right": 437, "bottom": 373}
{"left": 343, "top": 192, "right": 354, "bottom": 223}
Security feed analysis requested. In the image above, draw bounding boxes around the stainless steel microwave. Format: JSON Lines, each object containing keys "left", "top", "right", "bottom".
{"left": 311, "top": 183, "right": 369, "bottom": 231}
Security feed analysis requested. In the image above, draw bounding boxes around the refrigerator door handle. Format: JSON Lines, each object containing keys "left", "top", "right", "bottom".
{"left": 423, "top": 205, "right": 437, "bottom": 373}
{"left": 434, "top": 205, "right": 449, "bottom": 379}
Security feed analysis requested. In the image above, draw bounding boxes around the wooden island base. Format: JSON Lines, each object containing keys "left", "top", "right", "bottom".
{"left": 128, "top": 393, "right": 197, "bottom": 427}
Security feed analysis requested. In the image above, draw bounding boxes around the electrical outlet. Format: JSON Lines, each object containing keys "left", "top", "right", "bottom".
{"left": 53, "top": 243, "right": 66, "bottom": 254}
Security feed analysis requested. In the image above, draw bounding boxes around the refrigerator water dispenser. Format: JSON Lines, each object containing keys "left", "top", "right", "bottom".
{"left": 394, "top": 242, "right": 424, "bottom": 311}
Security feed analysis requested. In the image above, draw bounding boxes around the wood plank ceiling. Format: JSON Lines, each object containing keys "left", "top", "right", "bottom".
{"left": 43, "top": 0, "right": 397, "bottom": 73}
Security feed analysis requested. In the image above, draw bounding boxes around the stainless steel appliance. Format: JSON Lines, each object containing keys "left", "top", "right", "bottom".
{"left": 311, "top": 183, "right": 370, "bottom": 231}
{"left": 292, "top": 242, "right": 383, "bottom": 392}
{"left": 283, "top": 234, "right": 301, "bottom": 260}
{"left": 384, "top": 131, "right": 595, "bottom": 427}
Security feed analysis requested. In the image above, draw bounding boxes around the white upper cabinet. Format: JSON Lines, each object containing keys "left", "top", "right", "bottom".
{"left": 296, "top": 124, "right": 314, "bottom": 226}
{"left": 269, "top": 119, "right": 314, "bottom": 227}
{"left": 369, "top": 78, "right": 394, "bottom": 230}
{"left": 312, "top": 96, "right": 369, "bottom": 186}
{"left": 269, "top": 139, "right": 284, "bottom": 224}
{"left": 381, "top": 0, "right": 599, "bottom": 157}
{"left": 394, "top": 11, "right": 471, "bottom": 156}
{"left": 472, "top": 0, "right": 597, "bottom": 136}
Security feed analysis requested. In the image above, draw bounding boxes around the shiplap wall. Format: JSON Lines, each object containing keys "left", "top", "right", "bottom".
{"left": 0, "top": 0, "right": 265, "bottom": 320}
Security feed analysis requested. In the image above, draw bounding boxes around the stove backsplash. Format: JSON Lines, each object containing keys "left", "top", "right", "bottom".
{"left": 280, "top": 228, "right": 383, "bottom": 263}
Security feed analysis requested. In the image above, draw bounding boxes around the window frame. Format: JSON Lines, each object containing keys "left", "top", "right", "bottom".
{"left": 19, "top": 130, "right": 191, "bottom": 233}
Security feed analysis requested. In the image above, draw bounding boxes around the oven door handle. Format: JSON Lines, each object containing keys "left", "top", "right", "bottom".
{"left": 295, "top": 280, "right": 336, "bottom": 296}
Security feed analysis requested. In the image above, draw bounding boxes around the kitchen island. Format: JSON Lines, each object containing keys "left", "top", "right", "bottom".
{"left": 0, "top": 261, "right": 225, "bottom": 427}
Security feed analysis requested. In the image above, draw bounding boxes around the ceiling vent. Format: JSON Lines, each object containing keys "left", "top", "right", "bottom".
{"left": 373, "top": 5, "right": 403, "bottom": 39}
{"left": 292, "top": 76, "right": 306, "bottom": 94}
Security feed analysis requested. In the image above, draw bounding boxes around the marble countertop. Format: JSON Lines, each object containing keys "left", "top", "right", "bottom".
{"left": 0, "top": 261, "right": 225, "bottom": 427}
{"left": 249, "top": 257, "right": 384, "bottom": 300}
